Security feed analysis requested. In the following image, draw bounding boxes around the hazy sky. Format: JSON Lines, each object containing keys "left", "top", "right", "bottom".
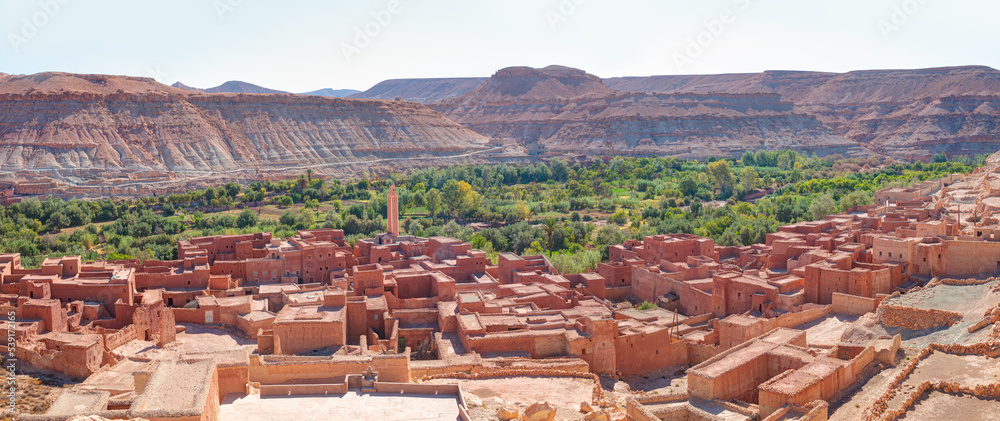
{"left": 2, "top": 0, "right": 996, "bottom": 92}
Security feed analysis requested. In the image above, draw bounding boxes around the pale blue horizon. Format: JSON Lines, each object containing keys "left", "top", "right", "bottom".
{"left": 1, "top": 0, "right": 995, "bottom": 92}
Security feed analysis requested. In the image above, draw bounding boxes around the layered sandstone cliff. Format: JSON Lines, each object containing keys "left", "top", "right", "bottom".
{"left": 605, "top": 66, "right": 1000, "bottom": 159}
{"left": 432, "top": 66, "right": 860, "bottom": 158}
{"left": 0, "top": 72, "right": 489, "bottom": 188}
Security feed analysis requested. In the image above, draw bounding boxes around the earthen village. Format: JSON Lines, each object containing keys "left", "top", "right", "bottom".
{"left": 9, "top": 156, "right": 1000, "bottom": 421}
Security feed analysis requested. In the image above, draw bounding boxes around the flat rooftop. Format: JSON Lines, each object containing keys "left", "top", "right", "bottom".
{"left": 220, "top": 392, "right": 461, "bottom": 421}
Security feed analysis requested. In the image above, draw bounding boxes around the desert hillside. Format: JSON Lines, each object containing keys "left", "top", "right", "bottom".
{"left": 431, "top": 66, "right": 861, "bottom": 158}
{"left": 0, "top": 72, "right": 490, "bottom": 191}
{"left": 604, "top": 66, "right": 1000, "bottom": 158}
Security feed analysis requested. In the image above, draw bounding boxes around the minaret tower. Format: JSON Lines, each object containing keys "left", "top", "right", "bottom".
{"left": 387, "top": 185, "right": 399, "bottom": 237}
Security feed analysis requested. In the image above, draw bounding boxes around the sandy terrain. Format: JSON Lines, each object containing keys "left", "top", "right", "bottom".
{"left": 900, "top": 391, "right": 1000, "bottom": 420}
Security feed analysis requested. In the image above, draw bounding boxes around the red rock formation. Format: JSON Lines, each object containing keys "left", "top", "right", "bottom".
{"left": 605, "top": 66, "right": 1000, "bottom": 159}
{"left": 0, "top": 72, "right": 489, "bottom": 188}
{"left": 432, "top": 66, "right": 861, "bottom": 158}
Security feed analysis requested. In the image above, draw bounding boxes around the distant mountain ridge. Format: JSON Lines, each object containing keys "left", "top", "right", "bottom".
{"left": 350, "top": 77, "right": 488, "bottom": 103}
{"left": 300, "top": 88, "right": 361, "bottom": 97}
{"left": 172, "top": 81, "right": 359, "bottom": 97}
{"left": 422, "top": 64, "right": 1000, "bottom": 159}
{"left": 430, "top": 66, "right": 861, "bottom": 158}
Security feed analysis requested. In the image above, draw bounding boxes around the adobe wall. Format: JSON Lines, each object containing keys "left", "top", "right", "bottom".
{"left": 614, "top": 328, "right": 687, "bottom": 375}
{"left": 687, "top": 342, "right": 722, "bottom": 366}
{"left": 249, "top": 352, "right": 410, "bottom": 384}
{"left": 719, "top": 307, "right": 830, "bottom": 350}
{"left": 940, "top": 240, "right": 1000, "bottom": 277}
{"left": 273, "top": 318, "right": 346, "bottom": 355}
{"left": 831, "top": 293, "right": 878, "bottom": 316}
{"left": 465, "top": 331, "right": 568, "bottom": 359}
{"left": 217, "top": 364, "right": 249, "bottom": 401}
{"left": 174, "top": 307, "right": 210, "bottom": 324}
{"left": 688, "top": 345, "right": 770, "bottom": 402}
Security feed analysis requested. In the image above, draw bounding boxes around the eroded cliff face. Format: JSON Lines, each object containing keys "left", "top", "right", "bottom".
{"left": 604, "top": 66, "right": 1000, "bottom": 159}
{"left": 432, "top": 66, "right": 861, "bottom": 158}
{"left": 0, "top": 72, "right": 489, "bottom": 188}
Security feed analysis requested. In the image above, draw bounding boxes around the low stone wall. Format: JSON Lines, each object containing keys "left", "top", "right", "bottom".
{"left": 864, "top": 342, "right": 1000, "bottom": 421}
{"left": 876, "top": 305, "right": 962, "bottom": 330}
{"left": 935, "top": 276, "right": 998, "bottom": 286}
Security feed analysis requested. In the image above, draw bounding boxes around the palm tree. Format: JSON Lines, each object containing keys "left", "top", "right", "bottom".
{"left": 306, "top": 168, "right": 313, "bottom": 183}
{"left": 297, "top": 174, "right": 308, "bottom": 192}
{"left": 542, "top": 217, "right": 559, "bottom": 256}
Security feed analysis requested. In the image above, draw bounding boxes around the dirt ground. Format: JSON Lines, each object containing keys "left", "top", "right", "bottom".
{"left": 900, "top": 391, "right": 1000, "bottom": 420}
{"left": 619, "top": 365, "right": 688, "bottom": 394}
{"left": 0, "top": 372, "right": 74, "bottom": 421}
{"left": 423, "top": 376, "right": 595, "bottom": 421}
{"left": 888, "top": 351, "right": 1000, "bottom": 410}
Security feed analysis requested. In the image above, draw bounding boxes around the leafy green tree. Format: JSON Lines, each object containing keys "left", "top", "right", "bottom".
{"left": 707, "top": 160, "right": 735, "bottom": 198}
{"left": 424, "top": 188, "right": 441, "bottom": 219}
{"left": 279, "top": 211, "right": 298, "bottom": 227}
{"left": 236, "top": 210, "right": 258, "bottom": 228}
{"left": 809, "top": 194, "right": 837, "bottom": 220}
{"left": 840, "top": 190, "right": 873, "bottom": 211}
{"left": 679, "top": 175, "right": 698, "bottom": 197}
{"left": 739, "top": 167, "right": 761, "bottom": 191}
{"left": 47, "top": 212, "right": 69, "bottom": 230}
{"left": 223, "top": 182, "right": 241, "bottom": 197}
